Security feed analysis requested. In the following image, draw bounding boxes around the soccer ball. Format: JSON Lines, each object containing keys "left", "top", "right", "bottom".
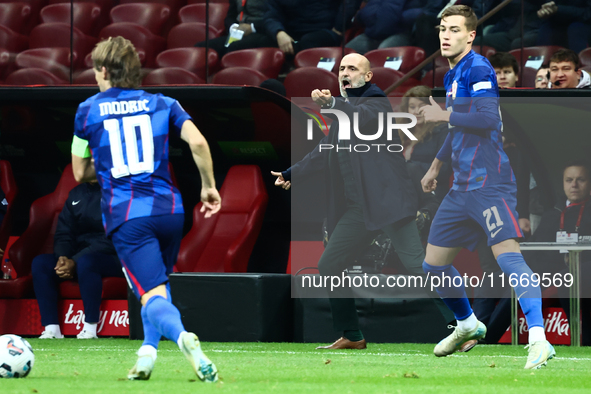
{"left": 0, "top": 334, "right": 34, "bottom": 378}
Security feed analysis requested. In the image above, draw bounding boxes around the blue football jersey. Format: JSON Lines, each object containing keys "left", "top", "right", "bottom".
{"left": 73, "top": 87, "right": 190, "bottom": 235}
{"left": 436, "top": 50, "right": 514, "bottom": 191}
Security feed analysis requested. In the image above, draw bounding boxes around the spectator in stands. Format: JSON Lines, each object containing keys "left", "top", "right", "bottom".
{"left": 399, "top": 85, "right": 450, "bottom": 202}
{"left": 345, "top": 0, "right": 425, "bottom": 55}
{"left": 195, "top": 0, "right": 267, "bottom": 57}
{"left": 548, "top": 49, "right": 590, "bottom": 89}
{"left": 535, "top": 65, "right": 550, "bottom": 88}
{"left": 264, "top": 0, "right": 361, "bottom": 57}
{"left": 473, "top": 0, "right": 540, "bottom": 52}
{"left": 524, "top": 159, "right": 591, "bottom": 346}
{"left": 489, "top": 52, "right": 519, "bottom": 88}
{"left": 33, "top": 181, "right": 123, "bottom": 339}
{"left": 535, "top": 1, "right": 591, "bottom": 54}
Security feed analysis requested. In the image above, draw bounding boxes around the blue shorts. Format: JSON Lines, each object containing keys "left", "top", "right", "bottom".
{"left": 111, "top": 214, "right": 184, "bottom": 299}
{"left": 428, "top": 183, "right": 523, "bottom": 251}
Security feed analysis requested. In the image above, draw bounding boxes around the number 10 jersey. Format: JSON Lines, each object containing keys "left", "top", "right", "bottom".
{"left": 73, "top": 87, "right": 190, "bottom": 235}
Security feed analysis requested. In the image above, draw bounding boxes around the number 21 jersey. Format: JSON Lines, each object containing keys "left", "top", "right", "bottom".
{"left": 73, "top": 87, "right": 190, "bottom": 235}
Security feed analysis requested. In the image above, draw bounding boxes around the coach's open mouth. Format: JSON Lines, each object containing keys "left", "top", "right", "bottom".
{"left": 341, "top": 79, "right": 351, "bottom": 88}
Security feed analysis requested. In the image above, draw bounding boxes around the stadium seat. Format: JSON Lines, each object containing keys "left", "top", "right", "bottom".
{"left": 73, "top": 68, "right": 96, "bottom": 84}
{"left": 15, "top": 48, "right": 74, "bottom": 81}
{"left": 509, "top": 46, "right": 565, "bottom": 69}
{"left": 368, "top": 67, "right": 420, "bottom": 96}
{"left": 0, "top": 2, "right": 32, "bottom": 35}
{"left": 178, "top": 3, "right": 230, "bottom": 33}
{"left": 142, "top": 67, "right": 204, "bottom": 85}
{"left": 421, "top": 67, "right": 447, "bottom": 88}
{"left": 365, "top": 47, "right": 425, "bottom": 76}
{"left": 435, "top": 45, "right": 497, "bottom": 68}
{"left": 212, "top": 67, "right": 268, "bottom": 86}
{"left": 118, "top": 0, "right": 185, "bottom": 32}
{"left": 221, "top": 48, "right": 284, "bottom": 79}
{"left": 156, "top": 47, "right": 219, "bottom": 80}
{"left": 0, "top": 0, "right": 44, "bottom": 34}
{"left": 110, "top": 3, "right": 171, "bottom": 36}
{"left": 47, "top": 0, "right": 115, "bottom": 32}
{"left": 0, "top": 47, "right": 16, "bottom": 80}
{"left": 167, "top": 22, "right": 221, "bottom": 49}
{"left": 5, "top": 68, "right": 68, "bottom": 85}
{"left": 294, "top": 47, "right": 356, "bottom": 73}
{"left": 99, "top": 22, "right": 166, "bottom": 68}
{"left": 1, "top": 164, "right": 78, "bottom": 299}
{"left": 579, "top": 48, "right": 591, "bottom": 67}
{"left": 40, "top": 3, "right": 103, "bottom": 37}
{"left": 187, "top": 0, "right": 231, "bottom": 3}
{"left": 0, "top": 24, "right": 29, "bottom": 54}
{"left": 520, "top": 67, "right": 538, "bottom": 88}
{"left": 29, "top": 23, "right": 97, "bottom": 69}
{"left": 284, "top": 67, "right": 339, "bottom": 99}
{"left": 582, "top": 65, "right": 591, "bottom": 75}
{"left": 176, "top": 165, "right": 268, "bottom": 273}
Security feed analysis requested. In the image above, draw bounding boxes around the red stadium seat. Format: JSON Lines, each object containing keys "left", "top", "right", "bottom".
{"left": 16, "top": 48, "right": 75, "bottom": 81}
{"left": 520, "top": 67, "right": 538, "bottom": 88}
{"left": 284, "top": 67, "right": 339, "bottom": 99}
{"left": 1, "top": 164, "right": 78, "bottom": 299}
{"left": 0, "top": 24, "right": 29, "bottom": 53}
{"left": 212, "top": 66, "right": 268, "bottom": 86}
{"left": 40, "top": 3, "right": 103, "bottom": 37}
{"left": 187, "top": 0, "right": 231, "bottom": 3}
{"left": 294, "top": 47, "right": 356, "bottom": 73}
{"left": 421, "top": 67, "right": 447, "bottom": 88}
{"left": 156, "top": 47, "right": 219, "bottom": 80}
{"left": 47, "top": 0, "right": 115, "bottom": 32}
{"left": 119, "top": 0, "right": 185, "bottom": 32}
{"left": 0, "top": 2, "right": 32, "bottom": 35}
{"left": 0, "top": 47, "right": 16, "bottom": 80}
{"left": 73, "top": 68, "right": 96, "bottom": 84}
{"left": 5, "top": 68, "right": 68, "bottom": 85}
{"left": 167, "top": 22, "right": 220, "bottom": 49}
{"left": 178, "top": 3, "right": 230, "bottom": 33}
{"left": 143, "top": 67, "right": 204, "bottom": 85}
{"left": 435, "top": 45, "right": 497, "bottom": 68}
{"left": 29, "top": 23, "right": 97, "bottom": 69}
{"left": 365, "top": 47, "right": 426, "bottom": 76}
{"left": 99, "top": 22, "right": 166, "bottom": 68}
{"left": 579, "top": 48, "right": 591, "bottom": 67}
{"left": 221, "top": 48, "right": 284, "bottom": 79}
{"left": 110, "top": 3, "right": 171, "bottom": 36}
{"left": 176, "top": 165, "right": 268, "bottom": 273}
{"left": 509, "top": 46, "right": 564, "bottom": 69}
{"left": 0, "top": 0, "right": 45, "bottom": 34}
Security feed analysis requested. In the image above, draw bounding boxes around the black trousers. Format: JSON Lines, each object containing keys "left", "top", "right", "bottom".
{"left": 317, "top": 203, "right": 452, "bottom": 333}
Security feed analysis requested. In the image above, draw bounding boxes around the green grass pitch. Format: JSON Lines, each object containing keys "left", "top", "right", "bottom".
{"left": 2, "top": 339, "right": 591, "bottom": 394}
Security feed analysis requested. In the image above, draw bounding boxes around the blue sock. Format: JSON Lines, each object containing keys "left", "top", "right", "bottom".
{"left": 144, "top": 295, "right": 185, "bottom": 343}
{"left": 423, "top": 261, "right": 473, "bottom": 321}
{"left": 496, "top": 252, "right": 543, "bottom": 328}
{"left": 141, "top": 305, "right": 161, "bottom": 349}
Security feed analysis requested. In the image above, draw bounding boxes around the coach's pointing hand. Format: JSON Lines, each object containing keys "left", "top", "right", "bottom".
{"left": 271, "top": 171, "right": 291, "bottom": 190}
{"left": 311, "top": 89, "right": 333, "bottom": 107}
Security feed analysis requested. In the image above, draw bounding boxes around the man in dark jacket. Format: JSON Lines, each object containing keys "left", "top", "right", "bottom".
{"left": 195, "top": 0, "right": 267, "bottom": 57}
{"left": 33, "top": 181, "right": 122, "bottom": 339}
{"left": 272, "top": 53, "right": 429, "bottom": 349}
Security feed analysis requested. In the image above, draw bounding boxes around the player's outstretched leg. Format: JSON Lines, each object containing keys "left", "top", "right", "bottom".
{"left": 496, "top": 252, "right": 555, "bottom": 369}
{"left": 144, "top": 294, "right": 218, "bottom": 382}
{"left": 128, "top": 305, "right": 161, "bottom": 380}
{"left": 423, "top": 261, "right": 487, "bottom": 356}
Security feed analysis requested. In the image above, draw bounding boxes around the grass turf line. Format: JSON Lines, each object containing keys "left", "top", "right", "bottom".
{"left": 1, "top": 339, "right": 590, "bottom": 394}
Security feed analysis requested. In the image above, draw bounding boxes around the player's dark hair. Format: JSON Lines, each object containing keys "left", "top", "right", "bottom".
{"left": 488, "top": 52, "right": 519, "bottom": 74}
{"left": 440, "top": 5, "right": 477, "bottom": 32}
{"left": 91, "top": 36, "right": 142, "bottom": 88}
{"left": 550, "top": 49, "right": 580, "bottom": 71}
{"left": 563, "top": 159, "right": 591, "bottom": 178}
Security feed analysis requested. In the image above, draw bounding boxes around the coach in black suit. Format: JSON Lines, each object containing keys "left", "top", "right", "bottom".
{"left": 272, "top": 54, "right": 443, "bottom": 349}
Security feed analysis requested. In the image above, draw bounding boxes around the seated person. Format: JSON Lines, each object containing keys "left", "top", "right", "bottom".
{"left": 399, "top": 85, "right": 451, "bottom": 202}
{"left": 524, "top": 159, "right": 591, "bottom": 346}
{"left": 33, "top": 181, "right": 123, "bottom": 339}
{"left": 489, "top": 52, "right": 519, "bottom": 88}
{"left": 535, "top": 1, "right": 591, "bottom": 54}
{"left": 264, "top": 0, "right": 361, "bottom": 56}
{"left": 195, "top": 0, "right": 267, "bottom": 58}
{"left": 535, "top": 64, "right": 550, "bottom": 89}
{"left": 549, "top": 49, "right": 591, "bottom": 89}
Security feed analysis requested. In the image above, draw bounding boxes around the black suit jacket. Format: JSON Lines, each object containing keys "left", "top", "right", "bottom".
{"left": 284, "top": 82, "right": 417, "bottom": 238}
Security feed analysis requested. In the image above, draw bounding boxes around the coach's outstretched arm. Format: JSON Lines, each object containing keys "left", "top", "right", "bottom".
{"left": 180, "top": 120, "right": 222, "bottom": 218}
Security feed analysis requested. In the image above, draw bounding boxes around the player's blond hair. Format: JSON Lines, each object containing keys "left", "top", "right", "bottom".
{"left": 91, "top": 36, "right": 141, "bottom": 88}
{"left": 440, "top": 5, "right": 477, "bottom": 32}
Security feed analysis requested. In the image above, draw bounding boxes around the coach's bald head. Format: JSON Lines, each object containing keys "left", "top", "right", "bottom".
{"left": 339, "top": 53, "right": 373, "bottom": 97}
